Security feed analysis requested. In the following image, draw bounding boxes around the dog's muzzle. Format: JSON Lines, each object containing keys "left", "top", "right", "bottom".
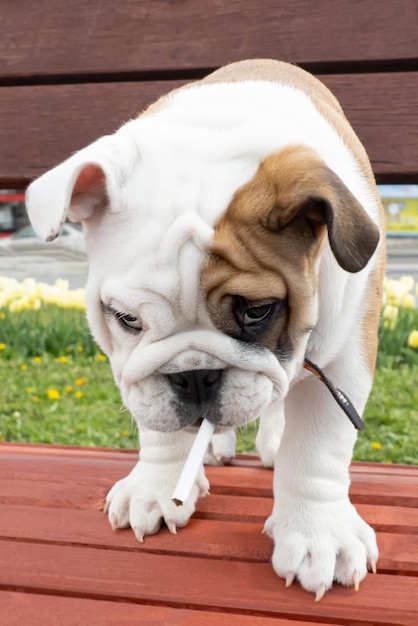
{"left": 120, "top": 330, "right": 290, "bottom": 431}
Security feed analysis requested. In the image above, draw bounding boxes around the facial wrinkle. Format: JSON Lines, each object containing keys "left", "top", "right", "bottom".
{"left": 158, "top": 213, "right": 214, "bottom": 324}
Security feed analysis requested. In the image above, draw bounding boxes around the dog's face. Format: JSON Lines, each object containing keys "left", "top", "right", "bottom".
{"left": 26, "top": 85, "right": 379, "bottom": 434}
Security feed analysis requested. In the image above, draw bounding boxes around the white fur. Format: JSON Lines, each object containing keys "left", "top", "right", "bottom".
{"left": 26, "top": 69, "right": 381, "bottom": 598}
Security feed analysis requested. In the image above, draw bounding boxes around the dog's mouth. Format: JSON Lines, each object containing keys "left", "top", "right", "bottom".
{"left": 185, "top": 417, "right": 211, "bottom": 432}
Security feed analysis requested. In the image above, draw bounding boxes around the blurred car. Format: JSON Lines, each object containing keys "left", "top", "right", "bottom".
{"left": 0, "top": 223, "right": 86, "bottom": 258}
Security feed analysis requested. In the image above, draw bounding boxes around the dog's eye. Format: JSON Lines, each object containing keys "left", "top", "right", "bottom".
{"left": 101, "top": 302, "right": 143, "bottom": 334}
{"left": 234, "top": 298, "right": 275, "bottom": 328}
{"left": 115, "top": 311, "right": 142, "bottom": 332}
{"left": 243, "top": 303, "right": 273, "bottom": 326}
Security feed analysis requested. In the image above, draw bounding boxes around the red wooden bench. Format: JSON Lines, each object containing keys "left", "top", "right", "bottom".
{"left": 1, "top": 0, "right": 417, "bottom": 623}
{"left": 1, "top": 443, "right": 418, "bottom": 624}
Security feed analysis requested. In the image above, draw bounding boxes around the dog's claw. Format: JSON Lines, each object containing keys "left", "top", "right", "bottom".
{"left": 262, "top": 518, "right": 274, "bottom": 538}
{"left": 353, "top": 571, "right": 361, "bottom": 592}
{"left": 368, "top": 558, "right": 377, "bottom": 574}
{"left": 167, "top": 520, "right": 177, "bottom": 535}
{"left": 103, "top": 501, "right": 109, "bottom": 514}
{"left": 285, "top": 573, "right": 295, "bottom": 588}
{"left": 109, "top": 513, "right": 118, "bottom": 531}
{"left": 315, "top": 584, "right": 327, "bottom": 603}
{"left": 134, "top": 528, "right": 144, "bottom": 544}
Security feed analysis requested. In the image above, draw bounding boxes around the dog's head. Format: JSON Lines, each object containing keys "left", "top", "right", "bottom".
{"left": 26, "top": 93, "right": 379, "bottom": 434}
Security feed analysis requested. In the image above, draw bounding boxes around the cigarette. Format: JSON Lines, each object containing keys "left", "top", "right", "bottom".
{"left": 172, "top": 418, "right": 215, "bottom": 506}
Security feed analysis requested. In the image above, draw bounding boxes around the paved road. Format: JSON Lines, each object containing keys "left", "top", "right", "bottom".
{"left": 0, "top": 251, "right": 88, "bottom": 289}
{"left": 0, "top": 237, "right": 417, "bottom": 290}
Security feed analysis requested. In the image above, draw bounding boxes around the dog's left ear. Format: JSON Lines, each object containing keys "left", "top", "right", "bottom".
{"left": 26, "top": 133, "right": 138, "bottom": 241}
{"left": 261, "top": 147, "right": 380, "bottom": 273}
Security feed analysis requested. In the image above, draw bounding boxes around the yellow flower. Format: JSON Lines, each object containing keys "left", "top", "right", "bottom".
{"left": 0, "top": 275, "right": 85, "bottom": 311}
{"left": 399, "top": 275, "right": 414, "bottom": 292}
{"left": 408, "top": 330, "right": 418, "bottom": 349}
{"left": 33, "top": 356, "right": 42, "bottom": 363}
{"left": 382, "top": 304, "right": 398, "bottom": 329}
{"left": 76, "top": 345, "right": 83, "bottom": 352}
{"left": 47, "top": 388, "right": 60, "bottom": 400}
{"left": 26, "top": 387, "right": 34, "bottom": 393}
{"left": 8, "top": 300, "right": 24, "bottom": 313}
{"left": 402, "top": 293, "right": 415, "bottom": 309}
{"left": 54, "top": 356, "right": 68, "bottom": 363}
{"left": 75, "top": 377, "right": 87, "bottom": 386}
{"left": 384, "top": 276, "right": 414, "bottom": 307}
{"left": 96, "top": 354, "right": 107, "bottom": 361}
{"left": 64, "top": 385, "right": 73, "bottom": 393}
{"left": 32, "top": 396, "right": 41, "bottom": 402}
{"left": 20, "top": 364, "right": 27, "bottom": 371}
{"left": 0, "top": 343, "right": 6, "bottom": 350}
{"left": 371, "top": 442, "right": 382, "bottom": 450}
{"left": 0, "top": 313, "right": 5, "bottom": 320}
{"left": 74, "top": 391, "right": 83, "bottom": 398}
{"left": 54, "top": 278, "right": 69, "bottom": 291}
{"left": 121, "top": 430, "right": 129, "bottom": 437}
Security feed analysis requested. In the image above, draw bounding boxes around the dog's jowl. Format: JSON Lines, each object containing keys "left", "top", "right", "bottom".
{"left": 26, "top": 59, "right": 385, "bottom": 599}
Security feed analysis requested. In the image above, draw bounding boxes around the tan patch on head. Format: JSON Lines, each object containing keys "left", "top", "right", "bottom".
{"left": 201, "top": 146, "right": 327, "bottom": 355}
{"left": 201, "top": 145, "right": 380, "bottom": 358}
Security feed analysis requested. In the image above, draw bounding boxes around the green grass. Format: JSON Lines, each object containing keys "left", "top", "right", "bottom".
{"left": 1, "top": 351, "right": 417, "bottom": 464}
{"left": 356, "top": 367, "right": 418, "bottom": 464}
{"left": 0, "top": 353, "right": 137, "bottom": 449}
{"left": 1, "top": 289, "right": 418, "bottom": 464}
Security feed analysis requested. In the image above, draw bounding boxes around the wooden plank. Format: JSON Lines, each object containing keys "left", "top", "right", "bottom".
{"left": 0, "top": 477, "right": 107, "bottom": 509}
{"left": 0, "top": 504, "right": 271, "bottom": 561}
{"left": 1, "top": 472, "right": 418, "bottom": 533}
{"left": 2, "top": 466, "right": 418, "bottom": 518}
{"left": 1, "top": 0, "right": 417, "bottom": 80}
{"left": 2, "top": 442, "right": 418, "bottom": 476}
{"left": 322, "top": 72, "right": 418, "bottom": 181}
{"left": 1, "top": 72, "right": 417, "bottom": 187}
{"left": 2, "top": 445, "right": 418, "bottom": 509}
{"left": 0, "top": 503, "right": 417, "bottom": 575}
{"left": 0, "top": 591, "right": 327, "bottom": 626}
{"left": 1, "top": 540, "right": 417, "bottom": 625}
{"left": 0, "top": 81, "right": 182, "bottom": 187}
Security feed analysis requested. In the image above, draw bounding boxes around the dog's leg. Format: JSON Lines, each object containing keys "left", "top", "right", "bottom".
{"left": 256, "top": 399, "right": 285, "bottom": 468}
{"left": 104, "top": 427, "right": 209, "bottom": 541}
{"left": 204, "top": 429, "right": 236, "bottom": 465}
{"left": 265, "top": 363, "right": 378, "bottom": 599}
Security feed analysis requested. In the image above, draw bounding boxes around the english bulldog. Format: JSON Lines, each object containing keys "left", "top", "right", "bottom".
{"left": 26, "top": 59, "right": 385, "bottom": 600}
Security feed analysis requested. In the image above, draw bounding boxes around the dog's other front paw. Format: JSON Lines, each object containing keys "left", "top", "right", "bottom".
{"left": 204, "top": 429, "right": 236, "bottom": 465}
{"left": 265, "top": 499, "right": 378, "bottom": 600}
{"left": 104, "top": 460, "right": 209, "bottom": 542}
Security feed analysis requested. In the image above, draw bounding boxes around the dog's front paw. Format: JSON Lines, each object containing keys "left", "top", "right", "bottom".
{"left": 104, "top": 460, "right": 209, "bottom": 541}
{"left": 265, "top": 499, "right": 378, "bottom": 600}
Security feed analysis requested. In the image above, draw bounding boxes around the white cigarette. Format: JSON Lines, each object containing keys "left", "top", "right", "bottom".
{"left": 172, "top": 418, "right": 215, "bottom": 506}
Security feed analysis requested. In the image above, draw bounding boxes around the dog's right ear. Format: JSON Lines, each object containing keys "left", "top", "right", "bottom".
{"left": 26, "top": 133, "right": 138, "bottom": 241}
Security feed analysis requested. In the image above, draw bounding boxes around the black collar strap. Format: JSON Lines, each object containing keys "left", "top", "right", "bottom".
{"left": 303, "top": 358, "right": 365, "bottom": 430}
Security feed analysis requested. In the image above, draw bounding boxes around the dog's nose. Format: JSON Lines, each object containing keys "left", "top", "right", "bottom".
{"left": 166, "top": 369, "right": 223, "bottom": 405}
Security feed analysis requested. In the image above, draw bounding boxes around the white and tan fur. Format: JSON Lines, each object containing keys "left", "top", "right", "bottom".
{"left": 26, "top": 60, "right": 385, "bottom": 599}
